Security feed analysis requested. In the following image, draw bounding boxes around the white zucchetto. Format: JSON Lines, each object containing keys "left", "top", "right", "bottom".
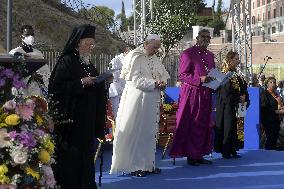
{"left": 145, "top": 34, "right": 161, "bottom": 41}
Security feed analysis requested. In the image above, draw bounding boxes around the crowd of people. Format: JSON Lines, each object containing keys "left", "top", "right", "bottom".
{"left": 9, "top": 24, "right": 284, "bottom": 189}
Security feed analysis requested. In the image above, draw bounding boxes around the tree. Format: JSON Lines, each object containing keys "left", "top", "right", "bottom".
{"left": 120, "top": 1, "right": 127, "bottom": 31}
{"left": 216, "top": 0, "right": 222, "bottom": 17}
{"left": 208, "top": 0, "right": 225, "bottom": 36}
{"left": 126, "top": 13, "right": 134, "bottom": 30}
{"left": 78, "top": 7, "right": 88, "bottom": 18}
{"left": 153, "top": 0, "right": 206, "bottom": 14}
{"left": 84, "top": 6, "right": 115, "bottom": 30}
{"left": 212, "top": 0, "right": 216, "bottom": 19}
{"left": 149, "top": 1, "right": 205, "bottom": 58}
{"left": 116, "top": 1, "right": 128, "bottom": 31}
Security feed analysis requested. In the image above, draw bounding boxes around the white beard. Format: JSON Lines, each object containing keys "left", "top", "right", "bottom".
{"left": 81, "top": 54, "right": 91, "bottom": 65}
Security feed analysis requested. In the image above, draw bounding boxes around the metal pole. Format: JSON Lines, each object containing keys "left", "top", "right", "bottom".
{"left": 133, "top": 0, "right": 137, "bottom": 45}
{"left": 231, "top": 0, "right": 235, "bottom": 52}
{"left": 150, "top": 0, "right": 153, "bottom": 20}
{"left": 141, "top": 0, "right": 146, "bottom": 41}
{"left": 243, "top": 0, "right": 247, "bottom": 78}
{"left": 7, "top": 0, "right": 13, "bottom": 53}
{"left": 248, "top": 0, "right": 253, "bottom": 85}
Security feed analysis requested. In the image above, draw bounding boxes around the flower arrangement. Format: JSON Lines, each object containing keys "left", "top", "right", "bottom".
{"left": 162, "top": 102, "right": 178, "bottom": 114}
{"left": 0, "top": 67, "right": 27, "bottom": 100}
{"left": 0, "top": 96, "right": 56, "bottom": 188}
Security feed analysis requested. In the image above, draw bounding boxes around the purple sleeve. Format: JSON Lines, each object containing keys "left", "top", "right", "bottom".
{"left": 178, "top": 51, "right": 201, "bottom": 86}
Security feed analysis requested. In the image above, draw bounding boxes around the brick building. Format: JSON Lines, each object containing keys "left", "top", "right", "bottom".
{"left": 251, "top": 0, "right": 284, "bottom": 37}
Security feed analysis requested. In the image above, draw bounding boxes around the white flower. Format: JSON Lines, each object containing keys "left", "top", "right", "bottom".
{"left": 10, "top": 147, "right": 28, "bottom": 164}
{"left": 3, "top": 100, "right": 16, "bottom": 110}
{"left": 10, "top": 174, "right": 22, "bottom": 185}
{"left": 40, "top": 165, "right": 56, "bottom": 188}
{"left": 0, "top": 129, "right": 11, "bottom": 148}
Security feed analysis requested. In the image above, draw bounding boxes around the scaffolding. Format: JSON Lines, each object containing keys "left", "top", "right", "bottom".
{"left": 133, "top": 0, "right": 153, "bottom": 46}
{"left": 230, "top": 0, "right": 253, "bottom": 84}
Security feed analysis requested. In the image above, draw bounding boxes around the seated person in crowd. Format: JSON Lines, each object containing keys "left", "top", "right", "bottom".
{"left": 261, "top": 76, "right": 284, "bottom": 150}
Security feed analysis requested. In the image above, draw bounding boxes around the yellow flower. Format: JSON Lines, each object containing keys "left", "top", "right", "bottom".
{"left": 0, "top": 123, "right": 8, "bottom": 128}
{"left": 163, "top": 104, "right": 172, "bottom": 112}
{"left": 5, "top": 114, "right": 20, "bottom": 126}
{"left": 0, "top": 164, "right": 9, "bottom": 184}
{"left": 0, "top": 112, "right": 8, "bottom": 123}
{"left": 25, "top": 167, "right": 40, "bottom": 181}
{"left": 0, "top": 164, "right": 8, "bottom": 175}
{"left": 0, "top": 174, "right": 10, "bottom": 184}
{"left": 44, "top": 139, "right": 55, "bottom": 154}
{"left": 38, "top": 149, "right": 51, "bottom": 163}
{"left": 35, "top": 115, "right": 44, "bottom": 126}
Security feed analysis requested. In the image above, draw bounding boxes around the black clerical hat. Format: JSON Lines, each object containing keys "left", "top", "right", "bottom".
{"left": 80, "top": 25, "right": 96, "bottom": 39}
{"left": 58, "top": 24, "right": 97, "bottom": 59}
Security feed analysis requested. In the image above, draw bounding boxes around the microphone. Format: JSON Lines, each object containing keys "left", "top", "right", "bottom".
{"left": 266, "top": 56, "right": 272, "bottom": 59}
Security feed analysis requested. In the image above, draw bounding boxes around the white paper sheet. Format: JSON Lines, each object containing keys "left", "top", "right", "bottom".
{"left": 202, "top": 68, "right": 233, "bottom": 90}
{"left": 237, "top": 102, "right": 247, "bottom": 118}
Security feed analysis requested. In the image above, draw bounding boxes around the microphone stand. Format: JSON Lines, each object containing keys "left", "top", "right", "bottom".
{"left": 257, "top": 56, "right": 271, "bottom": 80}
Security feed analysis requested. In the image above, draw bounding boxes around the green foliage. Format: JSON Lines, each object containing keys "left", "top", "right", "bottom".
{"left": 153, "top": 0, "right": 206, "bottom": 14}
{"left": 149, "top": 1, "right": 205, "bottom": 56}
{"left": 192, "top": 16, "right": 213, "bottom": 27}
{"left": 208, "top": 18, "right": 225, "bottom": 36}
{"left": 127, "top": 14, "right": 134, "bottom": 30}
{"left": 83, "top": 6, "right": 115, "bottom": 30}
{"left": 216, "top": 0, "right": 223, "bottom": 17}
{"left": 120, "top": 1, "right": 127, "bottom": 31}
{"left": 208, "top": 0, "right": 225, "bottom": 36}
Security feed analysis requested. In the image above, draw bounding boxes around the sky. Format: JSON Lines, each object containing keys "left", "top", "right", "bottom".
{"left": 81, "top": 0, "right": 230, "bottom": 16}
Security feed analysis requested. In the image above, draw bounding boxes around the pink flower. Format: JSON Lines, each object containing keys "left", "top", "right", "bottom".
{"left": 3, "top": 100, "right": 16, "bottom": 111}
{"left": 0, "top": 184, "right": 17, "bottom": 189}
{"left": 25, "top": 99, "right": 36, "bottom": 109}
{"left": 15, "top": 100, "right": 35, "bottom": 121}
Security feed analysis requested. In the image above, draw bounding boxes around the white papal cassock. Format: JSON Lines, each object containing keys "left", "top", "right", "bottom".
{"left": 110, "top": 46, "right": 170, "bottom": 174}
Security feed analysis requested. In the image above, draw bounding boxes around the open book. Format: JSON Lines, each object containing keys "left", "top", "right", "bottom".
{"left": 202, "top": 68, "right": 233, "bottom": 90}
{"left": 94, "top": 68, "right": 119, "bottom": 83}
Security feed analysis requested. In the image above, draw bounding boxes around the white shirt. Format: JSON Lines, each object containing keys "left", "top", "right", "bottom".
{"left": 109, "top": 53, "right": 126, "bottom": 98}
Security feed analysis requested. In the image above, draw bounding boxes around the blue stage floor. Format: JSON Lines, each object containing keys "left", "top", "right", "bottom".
{"left": 96, "top": 147, "right": 284, "bottom": 189}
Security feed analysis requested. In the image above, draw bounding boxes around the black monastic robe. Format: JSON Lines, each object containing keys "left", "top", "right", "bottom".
{"left": 48, "top": 50, "right": 107, "bottom": 189}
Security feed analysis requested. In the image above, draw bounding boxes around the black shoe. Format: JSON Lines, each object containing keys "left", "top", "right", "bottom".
{"left": 131, "top": 170, "right": 146, "bottom": 177}
{"left": 146, "top": 167, "right": 162, "bottom": 174}
{"left": 232, "top": 154, "right": 242, "bottom": 158}
{"left": 198, "top": 158, "right": 213, "bottom": 164}
{"left": 222, "top": 154, "right": 232, "bottom": 159}
{"left": 187, "top": 158, "right": 200, "bottom": 166}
